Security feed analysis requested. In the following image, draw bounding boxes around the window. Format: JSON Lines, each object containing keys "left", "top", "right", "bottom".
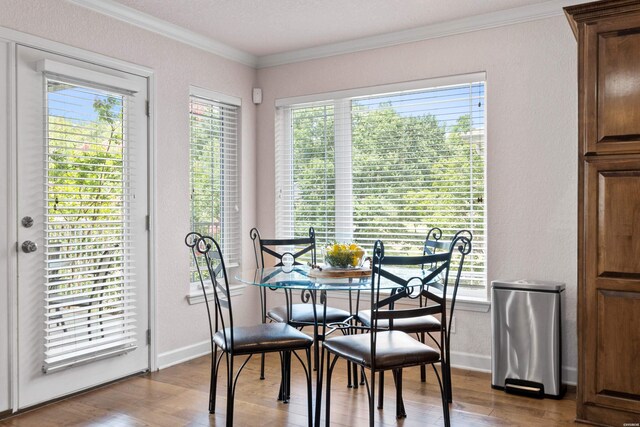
{"left": 275, "top": 74, "right": 486, "bottom": 297}
{"left": 189, "top": 89, "right": 240, "bottom": 284}
{"left": 44, "top": 78, "right": 138, "bottom": 372}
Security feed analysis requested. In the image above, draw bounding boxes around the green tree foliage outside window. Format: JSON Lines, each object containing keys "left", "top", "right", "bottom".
{"left": 189, "top": 96, "right": 240, "bottom": 283}
{"left": 283, "top": 82, "right": 486, "bottom": 290}
{"left": 45, "top": 79, "right": 129, "bottom": 326}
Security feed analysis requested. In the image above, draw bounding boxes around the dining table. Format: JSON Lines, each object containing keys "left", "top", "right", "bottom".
{"left": 235, "top": 264, "right": 423, "bottom": 426}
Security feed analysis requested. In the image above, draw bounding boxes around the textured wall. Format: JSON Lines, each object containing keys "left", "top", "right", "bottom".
{"left": 0, "top": 0, "right": 579, "bottom": 388}
{"left": 0, "top": 0, "right": 260, "bottom": 358}
{"left": 256, "top": 16, "right": 578, "bottom": 377}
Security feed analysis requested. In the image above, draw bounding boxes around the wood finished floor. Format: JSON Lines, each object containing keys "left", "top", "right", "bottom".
{"left": 0, "top": 353, "right": 577, "bottom": 426}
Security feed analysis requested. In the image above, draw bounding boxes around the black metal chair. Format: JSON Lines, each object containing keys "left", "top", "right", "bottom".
{"left": 357, "top": 228, "right": 471, "bottom": 407}
{"left": 419, "top": 228, "right": 472, "bottom": 401}
{"left": 355, "top": 230, "right": 471, "bottom": 421}
{"left": 186, "top": 232, "right": 314, "bottom": 427}
{"left": 250, "top": 227, "right": 351, "bottom": 379}
{"left": 323, "top": 240, "right": 456, "bottom": 427}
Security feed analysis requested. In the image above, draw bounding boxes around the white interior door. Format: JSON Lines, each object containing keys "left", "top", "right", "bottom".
{"left": 16, "top": 45, "right": 149, "bottom": 409}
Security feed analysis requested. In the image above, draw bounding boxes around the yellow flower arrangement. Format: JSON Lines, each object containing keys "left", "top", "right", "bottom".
{"left": 324, "top": 242, "right": 366, "bottom": 268}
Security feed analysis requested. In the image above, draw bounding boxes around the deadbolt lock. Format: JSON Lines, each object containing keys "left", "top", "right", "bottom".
{"left": 21, "top": 216, "right": 34, "bottom": 228}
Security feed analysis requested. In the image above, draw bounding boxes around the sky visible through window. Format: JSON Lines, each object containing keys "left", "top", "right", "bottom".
{"left": 353, "top": 82, "right": 484, "bottom": 131}
{"left": 47, "top": 82, "right": 123, "bottom": 125}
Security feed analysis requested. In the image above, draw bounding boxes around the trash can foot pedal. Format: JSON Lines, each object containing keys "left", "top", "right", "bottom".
{"left": 504, "top": 378, "right": 544, "bottom": 399}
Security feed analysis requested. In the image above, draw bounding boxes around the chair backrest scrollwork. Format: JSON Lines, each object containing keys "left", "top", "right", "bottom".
{"left": 186, "top": 232, "right": 234, "bottom": 352}
{"left": 369, "top": 234, "right": 472, "bottom": 369}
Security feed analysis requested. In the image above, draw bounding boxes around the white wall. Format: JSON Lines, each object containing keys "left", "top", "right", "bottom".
{"left": 0, "top": 2, "right": 580, "bottom": 409}
{"left": 256, "top": 16, "right": 578, "bottom": 380}
{"left": 0, "top": 0, "right": 261, "bottom": 371}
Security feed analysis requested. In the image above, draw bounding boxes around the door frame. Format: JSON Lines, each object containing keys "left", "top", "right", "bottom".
{"left": 0, "top": 25, "right": 158, "bottom": 412}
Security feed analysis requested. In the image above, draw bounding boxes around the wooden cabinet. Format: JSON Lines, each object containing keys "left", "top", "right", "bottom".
{"left": 566, "top": 1, "right": 640, "bottom": 425}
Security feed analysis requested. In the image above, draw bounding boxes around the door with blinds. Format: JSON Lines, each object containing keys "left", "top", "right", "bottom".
{"left": 16, "top": 46, "right": 149, "bottom": 408}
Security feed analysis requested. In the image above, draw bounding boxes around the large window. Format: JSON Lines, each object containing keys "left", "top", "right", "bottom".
{"left": 276, "top": 75, "right": 486, "bottom": 296}
{"left": 189, "top": 89, "right": 240, "bottom": 282}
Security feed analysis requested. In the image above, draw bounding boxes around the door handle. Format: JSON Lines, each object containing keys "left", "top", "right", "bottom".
{"left": 21, "top": 240, "right": 38, "bottom": 253}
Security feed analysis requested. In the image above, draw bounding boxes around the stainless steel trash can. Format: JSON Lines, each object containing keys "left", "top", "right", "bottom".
{"left": 491, "top": 279, "right": 566, "bottom": 399}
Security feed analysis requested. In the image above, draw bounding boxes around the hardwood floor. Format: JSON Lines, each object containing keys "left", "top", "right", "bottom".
{"left": 0, "top": 354, "right": 577, "bottom": 426}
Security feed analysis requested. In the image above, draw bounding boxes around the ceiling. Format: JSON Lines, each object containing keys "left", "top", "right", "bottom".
{"left": 109, "top": 0, "right": 568, "bottom": 57}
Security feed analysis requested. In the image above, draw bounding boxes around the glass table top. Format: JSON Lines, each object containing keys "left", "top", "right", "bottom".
{"left": 235, "top": 266, "right": 437, "bottom": 291}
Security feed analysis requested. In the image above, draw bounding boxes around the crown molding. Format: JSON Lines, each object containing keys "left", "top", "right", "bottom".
{"left": 68, "top": 0, "right": 592, "bottom": 70}
{"left": 67, "top": 0, "right": 258, "bottom": 67}
{"left": 256, "top": 0, "right": 591, "bottom": 68}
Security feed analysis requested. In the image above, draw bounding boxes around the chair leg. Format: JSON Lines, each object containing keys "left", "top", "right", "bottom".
{"left": 420, "top": 333, "right": 426, "bottom": 382}
{"left": 306, "top": 349, "right": 313, "bottom": 427}
{"left": 369, "top": 370, "right": 376, "bottom": 427}
{"left": 432, "top": 363, "right": 451, "bottom": 427}
{"left": 325, "top": 354, "right": 339, "bottom": 427}
{"left": 260, "top": 353, "right": 266, "bottom": 380}
{"left": 377, "top": 371, "right": 384, "bottom": 409}
{"left": 279, "top": 352, "right": 291, "bottom": 403}
{"left": 285, "top": 351, "right": 292, "bottom": 402}
{"left": 226, "top": 354, "right": 234, "bottom": 427}
{"left": 392, "top": 369, "right": 406, "bottom": 419}
{"left": 209, "top": 350, "right": 223, "bottom": 413}
{"left": 352, "top": 362, "right": 359, "bottom": 389}
{"left": 445, "top": 342, "right": 453, "bottom": 402}
{"left": 314, "top": 340, "right": 319, "bottom": 372}
{"left": 277, "top": 352, "right": 284, "bottom": 401}
{"left": 286, "top": 351, "right": 291, "bottom": 403}
{"left": 277, "top": 352, "right": 290, "bottom": 402}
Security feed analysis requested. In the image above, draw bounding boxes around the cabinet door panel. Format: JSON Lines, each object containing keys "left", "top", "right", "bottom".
{"left": 596, "top": 170, "right": 640, "bottom": 276}
{"left": 585, "top": 158, "right": 640, "bottom": 414}
{"left": 584, "top": 13, "right": 640, "bottom": 154}
{"left": 597, "top": 290, "right": 640, "bottom": 397}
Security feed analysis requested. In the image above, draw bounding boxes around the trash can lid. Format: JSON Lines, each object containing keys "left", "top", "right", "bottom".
{"left": 491, "top": 279, "right": 565, "bottom": 292}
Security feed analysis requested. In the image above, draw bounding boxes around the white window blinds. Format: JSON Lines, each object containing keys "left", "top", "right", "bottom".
{"left": 189, "top": 94, "right": 240, "bottom": 281}
{"left": 44, "top": 78, "right": 137, "bottom": 372}
{"left": 276, "top": 77, "right": 486, "bottom": 292}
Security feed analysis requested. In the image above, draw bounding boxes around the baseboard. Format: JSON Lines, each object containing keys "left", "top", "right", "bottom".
{"left": 156, "top": 341, "right": 578, "bottom": 386}
{"left": 450, "top": 350, "right": 577, "bottom": 386}
{"left": 157, "top": 340, "right": 211, "bottom": 370}
{"left": 450, "top": 350, "right": 492, "bottom": 372}
{"left": 562, "top": 366, "right": 577, "bottom": 386}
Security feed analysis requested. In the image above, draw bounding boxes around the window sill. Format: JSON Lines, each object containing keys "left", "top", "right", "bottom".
{"left": 188, "top": 262, "right": 243, "bottom": 305}
{"left": 452, "top": 297, "right": 490, "bottom": 313}
{"left": 325, "top": 290, "right": 491, "bottom": 313}
{"left": 187, "top": 282, "right": 246, "bottom": 305}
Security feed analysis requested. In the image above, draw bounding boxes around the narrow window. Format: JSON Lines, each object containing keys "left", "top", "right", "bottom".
{"left": 189, "top": 91, "right": 240, "bottom": 285}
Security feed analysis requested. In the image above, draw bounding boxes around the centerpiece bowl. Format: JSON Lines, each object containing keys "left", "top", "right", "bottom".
{"left": 324, "top": 243, "right": 366, "bottom": 268}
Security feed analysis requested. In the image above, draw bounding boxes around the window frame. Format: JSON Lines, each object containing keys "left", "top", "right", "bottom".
{"left": 275, "top": 73, "right": 488, "bottom": 302}
{"left": 187, "top": 86, "right": 242, "bottom": 303}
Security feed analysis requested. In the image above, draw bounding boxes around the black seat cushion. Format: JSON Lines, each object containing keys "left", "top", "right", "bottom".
{"left": 323, "top": 330, "right": 440, "bottom": 371}
{"left": 358, "top": 310, "right": 441, "bottom": 334}
{"left": 268, "top": 304, "right": 351, "bottom": 324}
{"left": 213, "top": 323, "right": 313, "bottom": 355}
